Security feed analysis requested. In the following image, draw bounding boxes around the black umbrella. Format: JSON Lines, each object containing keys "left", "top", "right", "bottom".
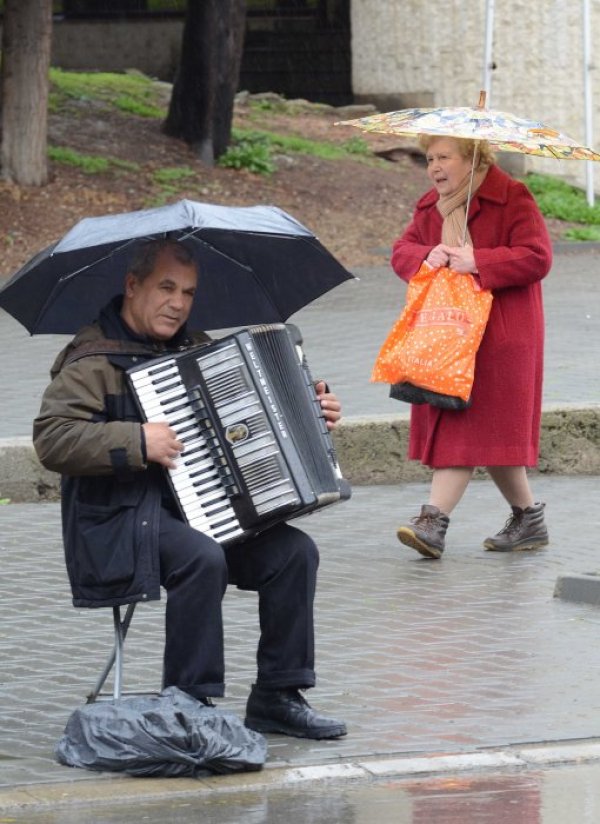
{"left": 0, "top": 199, "right": 356, "bottom": 334}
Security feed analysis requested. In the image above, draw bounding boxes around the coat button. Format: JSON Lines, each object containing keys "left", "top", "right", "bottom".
{"left": 142, "top": 520, "right": 148, "bottom": 526}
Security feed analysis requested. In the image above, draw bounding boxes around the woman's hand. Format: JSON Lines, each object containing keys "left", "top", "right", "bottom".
{"left": 446, "top": 244, "right": 477, "bottom": 274}
{"left": 425, "top": 244, "right": 451, "bottom": 268}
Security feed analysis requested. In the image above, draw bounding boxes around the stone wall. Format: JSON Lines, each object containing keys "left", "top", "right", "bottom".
{"left": 51, "top": 18, "right": 183, "bottom": 80}
{"left": 350, "top": 0, "right": 600, "bottom": 191}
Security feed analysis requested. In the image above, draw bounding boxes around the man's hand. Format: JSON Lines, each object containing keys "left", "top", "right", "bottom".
{"left": 143, "top": 421, "right": 184, "bottom": 469}
{"left": 315, "top": 380, "right": 341, "bottom": 430}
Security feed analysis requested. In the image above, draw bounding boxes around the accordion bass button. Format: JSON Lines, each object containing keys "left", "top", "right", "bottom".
{"left": 223, "top": 474, "right": 236, "bottom": 490}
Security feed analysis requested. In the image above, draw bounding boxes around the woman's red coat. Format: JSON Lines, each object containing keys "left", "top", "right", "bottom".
{"left": 391, "top": 164, "right": 553, "bottom": 468}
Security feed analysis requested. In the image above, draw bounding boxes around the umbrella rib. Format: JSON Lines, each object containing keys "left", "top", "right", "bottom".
{"left": 57, "top": 238, "right": 143, "bottom": 283}
{"left": 186, "top": 231, "right": 253, "bottom": 272}
{"left": 31, "top": 238, "right": 143, "bottom": 332}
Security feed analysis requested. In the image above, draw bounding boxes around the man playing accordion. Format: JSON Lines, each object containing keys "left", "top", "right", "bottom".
{"left": 33, "top": 238, "right": 347, "bottom": 740}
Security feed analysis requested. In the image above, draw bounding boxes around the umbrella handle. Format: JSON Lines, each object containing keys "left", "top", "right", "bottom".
{"left": 463, "top": 86, "right": 486, "bottom": 245}
{"left": 462, "top": 141, "right": 480, "bottom": 247}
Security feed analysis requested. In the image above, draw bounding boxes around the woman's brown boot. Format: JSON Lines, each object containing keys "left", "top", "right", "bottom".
{"left": 483, "top": 502, "right": 549, "bottom": 551}
{"left": 396, "top": 505, "right": 450, "bottom": 559}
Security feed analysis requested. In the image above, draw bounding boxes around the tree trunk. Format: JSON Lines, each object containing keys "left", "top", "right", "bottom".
{"left": 163, "top": 0, "right": 246, "bottom": 164}
{"left": 213, "top": 0, "right": 246, "bottom": 159}
{"left": 1, "top": 0, "right": 53, "bottom": 185}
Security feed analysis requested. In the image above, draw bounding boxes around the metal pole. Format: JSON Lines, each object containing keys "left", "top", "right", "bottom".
{"left": 583, "top": 0, "right": 595, "bottom": 206}
{"left": 482, "top": 0, "right": 495, "bottom": 106}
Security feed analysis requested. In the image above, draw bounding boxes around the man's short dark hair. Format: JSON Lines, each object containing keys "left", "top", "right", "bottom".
{"left": 128, "top": 238, "right": 197, "bottom": 282}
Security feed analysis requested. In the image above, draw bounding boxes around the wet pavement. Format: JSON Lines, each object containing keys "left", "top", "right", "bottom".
{"left": 8, "top": 760, "right": 600, "bottom": 824}
{"left": 1, "top": 248, "right": 600, "bottom": 815}
{"left": 2, "top": 477, "right": 600, "bottom": 794}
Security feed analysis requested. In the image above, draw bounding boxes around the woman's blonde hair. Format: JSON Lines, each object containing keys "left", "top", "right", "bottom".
{"left": 418, "top": 135, "right": 496, "bottom": 170}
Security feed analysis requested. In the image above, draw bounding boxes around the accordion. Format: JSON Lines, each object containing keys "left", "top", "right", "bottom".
{"left": 127, "top": 323, "right": 351, "bottom": 545}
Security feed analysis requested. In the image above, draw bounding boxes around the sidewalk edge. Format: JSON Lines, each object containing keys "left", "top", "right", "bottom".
{"left": 2, "top": 405, "right": 600, "bottom": 499}
{"left": 2, "top": 739, "right": 600, "bottom": 812}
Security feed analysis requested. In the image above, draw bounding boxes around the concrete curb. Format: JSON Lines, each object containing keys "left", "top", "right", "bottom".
{"left": 2, "top": 739, "right": 600, "bottom": 812}
{"left": 554, "top": 573, "right": 600, "bottom": 605}
{"left": 3, "top": 406, "right": 599, "bottom": 502}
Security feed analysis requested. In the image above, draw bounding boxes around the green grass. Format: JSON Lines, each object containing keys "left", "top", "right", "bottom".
{"left": 524, "top": 172, "right": 600, "bottom": 225}
{"left": 218, "top": 127, "right": 376, "bottom": 175}
{"left": 152, "top": 167, "right": 197, "bottom": 186}
{"left": 50, "top": 68, "right": 165, "bottom": 118}
{"left": 523, "top": 172, "right": 600, "bottom": 241}
{"left": 255, "top": 128, "right": 369, "bottom": 160}
{"left": 152, "top": 166, "right": 197, "bottom": 197}
{"left": 340, "top": 135, "right": 372, "bottom": 156}
{"left": 112, "top": 95, "right": 165, "bottom": 118}
{"left": 218, "top": 132, "right": 276, "bottom": 174}
{"left": 146, "top": 166, "right": 201, "bottom": 205}
{"left": 245, "top": 97, "right": 330, "bottom": 116}
{"left": 48, "top": 146, "right": 109, "bottom": 173}
{"left": 48, "top": 145, "right": 140, "bottom": 175}
{"left": 563, "top": 225, "right": 600, "bottom": 241}
{"left": 146, "top": 0, "right": 186, "bottom": 8}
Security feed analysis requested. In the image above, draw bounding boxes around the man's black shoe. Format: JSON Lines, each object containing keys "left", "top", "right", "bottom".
{"left": 244, "top": 684, "right": 347, "bottom": 740}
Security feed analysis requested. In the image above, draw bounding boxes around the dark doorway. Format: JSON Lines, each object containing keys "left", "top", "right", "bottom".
{"left": 62, "top": 0, "right": 150, "bottom": 14}
{"left": 241, "top": 0, "right": 352, "bottom": 105}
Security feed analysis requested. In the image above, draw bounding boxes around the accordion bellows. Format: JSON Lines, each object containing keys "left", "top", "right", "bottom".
{"left": 128, "top": 323, "right": 351, "bottom": 545}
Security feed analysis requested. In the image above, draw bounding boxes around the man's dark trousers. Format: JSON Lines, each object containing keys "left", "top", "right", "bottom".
{"left": 159, "top": 507, "right": 319, "bottom": 699}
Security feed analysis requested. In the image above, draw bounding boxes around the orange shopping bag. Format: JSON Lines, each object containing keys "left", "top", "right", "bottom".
{"left": 372, "top": 263, "right": 493, "bottom": 408}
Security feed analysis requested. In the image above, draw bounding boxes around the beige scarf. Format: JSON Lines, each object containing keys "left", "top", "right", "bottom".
{"left": 437, "top": 167, "right": 487, "bottom": 247}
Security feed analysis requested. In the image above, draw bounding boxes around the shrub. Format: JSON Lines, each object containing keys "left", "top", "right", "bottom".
{"left": 218, "top": 134, "right": 275, "bottom": 175}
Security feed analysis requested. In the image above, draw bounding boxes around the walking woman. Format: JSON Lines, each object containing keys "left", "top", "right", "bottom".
{"left": 393, "top": 135, "right": 552, "bottom": 559}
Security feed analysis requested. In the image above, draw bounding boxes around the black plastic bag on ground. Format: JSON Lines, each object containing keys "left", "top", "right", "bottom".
{"left": 55, "top": 686, "right": 268, "bottom": 777}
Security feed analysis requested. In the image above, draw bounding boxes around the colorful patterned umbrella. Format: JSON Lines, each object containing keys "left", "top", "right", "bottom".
{"left": 337, "top": 91, "right": 600, "bottom": 162}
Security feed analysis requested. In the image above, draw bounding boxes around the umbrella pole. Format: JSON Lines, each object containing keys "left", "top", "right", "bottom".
{"left": 462, "top": 140, "right": 480, "bottom": 247}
